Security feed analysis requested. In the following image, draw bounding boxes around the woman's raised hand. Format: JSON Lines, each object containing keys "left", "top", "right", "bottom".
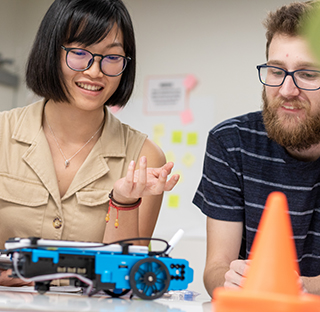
{"left": 112, "top": 156, "right": 180, "bottom": 204}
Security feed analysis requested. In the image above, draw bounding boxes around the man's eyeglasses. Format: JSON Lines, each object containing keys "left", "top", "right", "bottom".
{"left": 61, "top": 46, "right": 131, "bottom": 77}
{"left": 256, "top": 63, "right": 320, "bottom": 91}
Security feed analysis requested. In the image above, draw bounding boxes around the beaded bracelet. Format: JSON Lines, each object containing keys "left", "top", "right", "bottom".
{"left": 108, "top": 189, "right": 141, "bottom": 207}
{"left": 106, "top": 190, "right": 142, "bottom": 228}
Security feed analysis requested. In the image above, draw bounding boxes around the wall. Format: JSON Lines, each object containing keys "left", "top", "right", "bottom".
{"left": 0, "top": 0, "right": 294, "bottom": 299}
{"left": 0, "top": 0, "right": 53, "bottom": 110}
{"left": 0, "top": 0, "right": 19, "bottom": 110}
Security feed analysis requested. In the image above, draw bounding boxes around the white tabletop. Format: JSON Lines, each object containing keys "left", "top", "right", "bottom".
{"left": 0, "top": 286, "right": 212, "bottom": 312}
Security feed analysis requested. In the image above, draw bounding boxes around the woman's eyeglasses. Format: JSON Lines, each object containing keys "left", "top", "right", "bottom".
{"left": 61, "top": 46, "right": 131, "bottom": 77}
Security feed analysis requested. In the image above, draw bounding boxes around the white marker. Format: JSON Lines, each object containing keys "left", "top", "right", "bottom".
{"left": 165, "top": 229, "right": 184, "bottom": 255}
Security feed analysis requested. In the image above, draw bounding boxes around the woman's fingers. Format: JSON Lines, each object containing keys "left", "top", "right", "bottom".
{"left": 164, "top": 174, "right": 180, "bottom": 191}
{"left": 113, "top": 158, "right": 179, "bottom": 201}
{"left": 150, "top": 169, "right": 168, "bottom": 193}
{"left": 163, "top": 161, "right": 174, "bottom": 173}
{"left": 125, "top": 160, "right": 136, "bottom": 185}
{"left": 112, "top": 160, "right": 137, "bottom": 204}
{"left": 0, "top": 269, "right": 33, "bottom": 287}
{"left": 148, "top": 169, "right": 180, "bottom": 194}
{"left": 135, "top": 156, "right": 147, "bottom": 194}
{"left": 148, "top": 162, "right": 174, "bottom": 179}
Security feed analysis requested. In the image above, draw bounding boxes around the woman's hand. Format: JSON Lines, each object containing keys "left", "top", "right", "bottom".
{"left": 112, "top": 156, "right": 180, "bottom": 204}
{"left": 0, "top": 269, "right": 33, "bottom": 287}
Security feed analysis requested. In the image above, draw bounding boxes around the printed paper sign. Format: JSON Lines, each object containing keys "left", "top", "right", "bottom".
{"left": 145, "top": 76, "right": 187, "bottom": 114}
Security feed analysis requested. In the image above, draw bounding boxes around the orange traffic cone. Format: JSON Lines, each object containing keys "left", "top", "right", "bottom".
{"left": 213, "top": 191, "right": 320, "bottom": 312}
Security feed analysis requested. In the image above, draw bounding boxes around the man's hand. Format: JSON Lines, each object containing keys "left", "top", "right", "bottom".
{"left": 224, "top": 259, "right": 250, "bottom": 288}
{"left": 0, "top": 269, "right": 33, "bottom": 287}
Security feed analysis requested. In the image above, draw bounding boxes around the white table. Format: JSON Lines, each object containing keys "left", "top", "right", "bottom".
{"left": 0, "top": 287, "right": 212, "bottom": 312}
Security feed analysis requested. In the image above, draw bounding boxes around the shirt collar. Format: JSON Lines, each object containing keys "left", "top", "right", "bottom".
{"left": 12, "top": 99, "right": 127, "bottom": 159}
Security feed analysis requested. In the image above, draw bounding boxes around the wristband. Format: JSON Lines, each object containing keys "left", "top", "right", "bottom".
{"left": 106, "top": 190, "right": 142, "bottom": 228}
{"left": 108, "top": 189, "right": 141, "bottom": 207}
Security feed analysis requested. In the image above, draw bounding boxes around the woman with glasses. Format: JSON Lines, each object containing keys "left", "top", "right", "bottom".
{"left": 0, "top": 0, "right": 179, "bottom": 285}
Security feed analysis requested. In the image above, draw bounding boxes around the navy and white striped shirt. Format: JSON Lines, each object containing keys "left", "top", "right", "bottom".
{"left": 193, "top": 111, "right": 320, "bottom": 277}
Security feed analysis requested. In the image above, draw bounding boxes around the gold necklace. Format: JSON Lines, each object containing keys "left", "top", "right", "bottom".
{"left": 45, "top": 110, "right": 104, "bottom": 169}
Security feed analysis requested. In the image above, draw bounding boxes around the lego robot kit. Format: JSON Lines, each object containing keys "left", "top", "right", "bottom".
{"left": 0, "top": 229, "right": 193, "bottom": 300}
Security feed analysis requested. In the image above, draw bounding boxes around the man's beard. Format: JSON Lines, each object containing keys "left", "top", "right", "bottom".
{"left": 262, "top": 88, "right": 320, "bottom": 151}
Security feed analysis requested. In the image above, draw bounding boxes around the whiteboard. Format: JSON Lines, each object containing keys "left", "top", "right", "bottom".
{"left": 114, "top": 94, "right": 215, "bottom": 240}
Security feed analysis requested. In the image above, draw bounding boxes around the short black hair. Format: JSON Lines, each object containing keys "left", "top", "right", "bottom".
{"left": 26, "top": 0, "right": 135, "bottom": 107}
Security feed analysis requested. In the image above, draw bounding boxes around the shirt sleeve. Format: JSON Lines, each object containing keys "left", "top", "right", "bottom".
{"left": 193, "top": 128, "right": 245, "bottom": 222}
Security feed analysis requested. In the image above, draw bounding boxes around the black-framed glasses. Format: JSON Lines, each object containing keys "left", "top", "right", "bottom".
{"left": 256, "top": 63, "right": 320, "bottom": 91}
{"left": 61, "top": 45, "right": 131, "bottom": 77}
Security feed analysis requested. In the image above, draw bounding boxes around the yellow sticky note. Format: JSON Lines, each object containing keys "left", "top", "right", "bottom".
{"left": 153, "top": 136, "right": 162, "bottom": 148}
{"left": 182, "top": 152, "right": 196, "bottom": 168}
{"left": 187, "top": 132, "right": 198, "bottom": 145}
{"left": 153, "top": 124, "right": 165, "bottom": 137}
{"left": 168, "top": 194, "right": 180, "bottom": 208}
{"left": 172, "top": 131, "right": 183, "bottom": 143}
{"left": 165, "top": 151, "right": 176, "bottom": 163}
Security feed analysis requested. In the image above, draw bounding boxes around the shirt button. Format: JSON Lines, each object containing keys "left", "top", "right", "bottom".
{"left": 53, "top": 217, "right": 62, "bottom": 229}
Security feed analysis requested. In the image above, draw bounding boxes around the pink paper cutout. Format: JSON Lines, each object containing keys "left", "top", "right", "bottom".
{"left": 180, "top": 109, "right": 194, "bottom": 124}
{"left": 183, "top": 75, "right": 198, "bottom": 91}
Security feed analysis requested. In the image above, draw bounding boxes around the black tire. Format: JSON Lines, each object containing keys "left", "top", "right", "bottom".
{"left": 35, "top": 281, "right": 51, "bottom": 294}
{"left": 129, "top": 258, "right": 170, "bottom": 300}
{"left": 103, "top": 289, "right": 131, "bottom": 298}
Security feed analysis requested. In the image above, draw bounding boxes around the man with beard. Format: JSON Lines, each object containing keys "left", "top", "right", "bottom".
{"left": 193, "top": 1, "right": 320, "bottom": 297}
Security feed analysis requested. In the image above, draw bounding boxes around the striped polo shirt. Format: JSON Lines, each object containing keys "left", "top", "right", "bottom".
{"left": 193, "top": 111, "right": 320, "bottom": 277}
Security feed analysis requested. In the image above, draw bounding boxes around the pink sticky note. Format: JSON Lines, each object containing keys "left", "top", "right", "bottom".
{"left": 183, "top": 75, "right": 198, "bottom": 91}
{"left": 180, "top": 109, "right": 194, "bottom": 124}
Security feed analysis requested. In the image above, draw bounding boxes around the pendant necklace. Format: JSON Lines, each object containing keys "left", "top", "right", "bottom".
{"left": 45, "top": 110, "right": 104, "bottom": 169}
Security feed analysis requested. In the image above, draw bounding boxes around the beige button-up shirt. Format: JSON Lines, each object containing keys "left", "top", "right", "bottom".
{"left": 0, "top": 100, "right": 147, "bottom": 249}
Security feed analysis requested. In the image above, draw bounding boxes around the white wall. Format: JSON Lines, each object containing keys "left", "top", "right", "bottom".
{"left": 124, "top": 0, "right": 292, "bottom": 124}
{"left": 0, "top": 0, "right": 54, "bottom": 110}
{"left": 0, "top": 0, "right": 294, "bottom": 299}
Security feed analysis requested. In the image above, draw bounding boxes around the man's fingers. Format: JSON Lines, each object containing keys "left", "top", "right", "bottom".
{"left": 224, "top": 259, "right": 249, "bottom": 289}
{"left": 224, "top": 269, "right": 243, "bottom": 288}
